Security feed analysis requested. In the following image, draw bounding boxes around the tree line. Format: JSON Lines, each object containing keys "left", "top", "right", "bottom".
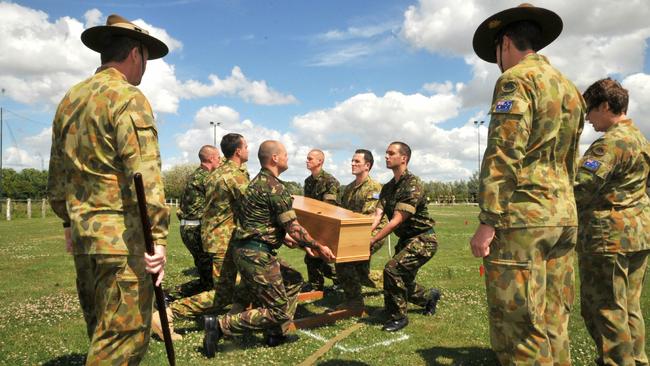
{"left": 162, "top": 165, "right": 480, "bottom": 203}
{"left": 0, "top": 166, "right": 479, "bottom": 203}
{"left": 0, "top": 168, "right": 48, "bottom": 199}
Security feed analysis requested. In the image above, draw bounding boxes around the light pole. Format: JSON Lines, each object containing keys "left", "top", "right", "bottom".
{"left": 209, "top": 121, "right": 220, "bottom": 146}
{"left": 1, "top": 88, "right": 4, "bottom": 199}
{"left": 473, "top": 120, "right": 484, "bottom": 174}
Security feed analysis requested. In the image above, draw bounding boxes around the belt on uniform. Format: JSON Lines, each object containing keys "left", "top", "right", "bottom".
{"left": 401, "top": 228, "right": 436, "bottom": 240}
{"left": 233, "top": 240, "right": 275, "bottom": 255}
{"left": 180, "top": 219, "right": 201, "bottom": 226}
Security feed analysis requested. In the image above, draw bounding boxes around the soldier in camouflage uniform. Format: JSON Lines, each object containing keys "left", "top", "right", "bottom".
{"left": 335, "top": 149, "right": 387, "bottom": 310}
{"left": 47, "top": 14, "right": 169, "bottom": 364}
{"left": 575, "top": 78, "right": 650, "bottom": 366}
{"left": 469, "top": 5, "right": 585, "bottom": 365}
{"left": 176, "top": 145, "right": 221, "bottom": 292}
{"left": 303, "top": 149, "right": 340, "bottom": 292}
{"left": 152, "top": 134, "right": 250, "bottom": 340}
{"left": 202, "top": 140, "right": 335, "bottom": 357}
{"left": 370, "top": 142, "right": 441, "bottom": 332}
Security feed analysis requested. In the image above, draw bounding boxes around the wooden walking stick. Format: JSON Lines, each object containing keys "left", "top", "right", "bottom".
{"left": 134, "top": 173, "right": 176, "bottom": 366}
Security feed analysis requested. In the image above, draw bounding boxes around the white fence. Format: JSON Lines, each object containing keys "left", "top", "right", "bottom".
{"left": 0, "top": 198, "right": 180, "bottom": 221}
{"left": 2, "top": 198, "right": 49, "bottom": 220}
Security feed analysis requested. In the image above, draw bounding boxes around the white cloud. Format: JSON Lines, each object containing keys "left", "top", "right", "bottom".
{"left": 622, "top": 73, "right": 650, "bottom": 137}
{"left": 402, "top": 0, "right": 650, "bottom": 107}
{"left": 83, "top": 9, "right": 102, "bottom": 28}
{"left": 0, "top": 3, "right": 294, "bottom": 112}
{"left": 3, "top": 128, "right": 51, "bottom": 170}
{"left": 317, "top": 23, "right": 397, "bottom": 41}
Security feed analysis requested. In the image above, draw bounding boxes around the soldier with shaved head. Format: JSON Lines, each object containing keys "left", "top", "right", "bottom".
{"left": 302, "top": 148, "right": 340, "bottom": 292}
{"left": 203, "top": 140, "right": 335, "bottom": 357}
{"left": 176, "top": 145, "right": 221, "bottom": 292}
{"left": 370, "top": 141, "right": 441, "bottom": 332}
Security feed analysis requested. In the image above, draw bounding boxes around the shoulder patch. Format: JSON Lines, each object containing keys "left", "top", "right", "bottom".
{"left": 372, "top": 193, "right": 380, "bottom": 199}
{"left": 592, "top": 146, "right": 606, "bottom": 156}
{"left": 501, "top": 81, "right": 517, "bottom": 94}
{"left": 494, "top": 100, "right": 513, "bottom": 113}
{"left": 583, "top": 159, "right": 601, "bottom": 172}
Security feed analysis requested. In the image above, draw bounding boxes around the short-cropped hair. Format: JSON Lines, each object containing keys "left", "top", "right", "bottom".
{"left": 354, "top": 149, "right": 374, "bottom": 170}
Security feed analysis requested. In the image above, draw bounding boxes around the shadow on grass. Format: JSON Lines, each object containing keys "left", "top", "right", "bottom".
{"left": 317, "top": 360, "right": 370, "bottom": 366}
{"left": 417, "top": 346, "right": 498, "bottom": 365}
{"left": 42, "top": 353, "right": 86, "bottom": 366}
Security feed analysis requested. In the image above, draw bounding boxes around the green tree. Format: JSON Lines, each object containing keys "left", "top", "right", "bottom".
{"left": 162, "top": 163, "right": 195, "bottom": 200}
{"left": 1, "top": 168, "right": 48, "bottom": 199}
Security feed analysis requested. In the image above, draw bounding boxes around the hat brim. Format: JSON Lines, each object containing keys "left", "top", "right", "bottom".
{"left": 81, "top": 26, "right": 169, "bottom": 60}
{"left": 472, "top": 6, "right": 562, "bottom": 63}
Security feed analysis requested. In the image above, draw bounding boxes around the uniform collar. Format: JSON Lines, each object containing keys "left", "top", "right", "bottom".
{"left": 518, "top": 53, "right": 550, "bottom": 67}
{"left": 260, "top": 167, "right": 282, "bottom": 182}
{"left": 95, "top": 66, "right": 128, "bottom": 81}
{"left": 352, "top": 175, "right": 370, "bottom": 189}
{"left": 606, "top": 118, "right": 633, "bottom": 132}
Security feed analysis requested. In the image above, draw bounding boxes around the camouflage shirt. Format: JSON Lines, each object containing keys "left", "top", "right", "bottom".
{"left": 341, "top": 176, "right": 382, "bottom": 215}
{"left": 479, "top": 53, "right": 585, "bottom": 228}
{"left": 574, "top": 119, "right": 650, "bottom": 253}
{"left": 378, "top": 170, "right": 435, "bottom": 239}
{"left": 233, "top": 168, "right": 297, "bottom": 250}
{"left": 201, "top": 159, "right": 250, "bottom": 254}
{"left": 304, "top": 169, "right": 340, "bottom": 204}
{"left": 48, "top": 67, "right": 169, "bottom": 255}
{"left": 177, "top": 166, "right": 210, "bottom": 220}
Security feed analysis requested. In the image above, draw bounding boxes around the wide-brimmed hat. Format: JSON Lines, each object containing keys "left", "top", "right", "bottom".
{"left": 81, "top": 14, "right": 168, "bottom": 60}
{"left": 472, "top": 3, "right": 562, "bottom": 63}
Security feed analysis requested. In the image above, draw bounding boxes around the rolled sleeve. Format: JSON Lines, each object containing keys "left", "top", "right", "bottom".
{"left": 278, "top": 210, "right": 297, "bottom": 224}
{"left": 395, "top": 202, "right": 416, "bottom": 214}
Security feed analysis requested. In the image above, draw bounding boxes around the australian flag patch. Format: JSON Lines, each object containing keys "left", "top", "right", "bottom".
{"left": 583, "top": 159, "right": 601, "bottom": 172}
{"left": 494, "top": 100, "right": 513, "bottom": 113}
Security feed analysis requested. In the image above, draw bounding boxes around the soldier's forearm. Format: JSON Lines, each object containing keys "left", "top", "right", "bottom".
{"left": 286, "top": 220, "right": 318, "bottom": 248}
{"left": 372, "top": 212, "right": 404, "bottom": 244}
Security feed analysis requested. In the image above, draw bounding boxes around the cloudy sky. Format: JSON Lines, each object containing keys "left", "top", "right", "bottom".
{"left": 1, "top": 0, "right": 649, "bottom": 184}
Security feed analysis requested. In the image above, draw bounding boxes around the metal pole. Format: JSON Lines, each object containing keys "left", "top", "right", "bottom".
{"left": 1, "top": 107, "right": 3, "bottom": 199}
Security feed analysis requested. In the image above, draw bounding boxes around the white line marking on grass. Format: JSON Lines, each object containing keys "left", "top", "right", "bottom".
{"left": 298, "top": 330, "right": 409, "bottom": 353}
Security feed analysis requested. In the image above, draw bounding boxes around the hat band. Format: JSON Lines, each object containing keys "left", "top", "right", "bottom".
{"left": 110, "top": 22, "right": 150, "bottom": 35}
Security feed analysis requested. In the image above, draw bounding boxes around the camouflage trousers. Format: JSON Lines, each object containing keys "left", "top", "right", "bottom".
{"left": 384, "top": 231, "right": 437, "bottom": 320}
{"left": 579, "top": 250, "right": 650, "bottom": 366}
{"left": 336, "top": 235, "right": 386, "bottom": 301}
{"left": 219, "top": 245, "right": 303, "bottom": 336}
{"left": 170, "top": 241, "right": 239, "bottom": 318}
{"left": 74, "top": 254, "right": 153, "bottom": 365}
{"left": 484, "top": 226, "right": 576, "bottom": 366}
{"left": 74, "top": 255, "right": 97, "bottom": 340}
{"left": 179, "top": 224, "right": 213, "bottom": 290}
{"left": 304, "top": 254, "right": 337, "bottom": 289}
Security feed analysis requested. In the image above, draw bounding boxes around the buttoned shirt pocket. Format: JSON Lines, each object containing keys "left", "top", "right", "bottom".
{"left": 130, "top": 112, "right": 158, "bottom": 161}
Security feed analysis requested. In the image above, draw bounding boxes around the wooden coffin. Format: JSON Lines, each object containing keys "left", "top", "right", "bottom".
{"left": 291, "top": 195, "right": 372, "bottom": 263}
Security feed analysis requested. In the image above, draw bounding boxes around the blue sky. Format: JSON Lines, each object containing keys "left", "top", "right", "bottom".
{"left": 1, "top": 0, "right": 650, "bottom": 183}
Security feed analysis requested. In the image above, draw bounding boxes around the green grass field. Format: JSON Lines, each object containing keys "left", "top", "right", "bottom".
{"left": 0, "top": 206, "right": 648, "bottom": 365}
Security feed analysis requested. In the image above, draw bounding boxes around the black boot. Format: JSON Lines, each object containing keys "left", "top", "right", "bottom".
{"left": 203, "top": 315, "right": 222, "bottom": 358}
{"left": 265, "top": 333, "right": 288, "bottom": 347}
{"left": 382, "top": 317, "right": 409, "bottom": 332}
{"left": 423, "top": 288, "right": 441, "bottom": 316}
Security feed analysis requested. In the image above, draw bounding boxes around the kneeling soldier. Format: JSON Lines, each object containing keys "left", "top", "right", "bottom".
{"left": 370, "top": 142, "right": 440, "bottom": 332}
{"left": 203, "top": 140, "right": 335, "bottom": 357}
